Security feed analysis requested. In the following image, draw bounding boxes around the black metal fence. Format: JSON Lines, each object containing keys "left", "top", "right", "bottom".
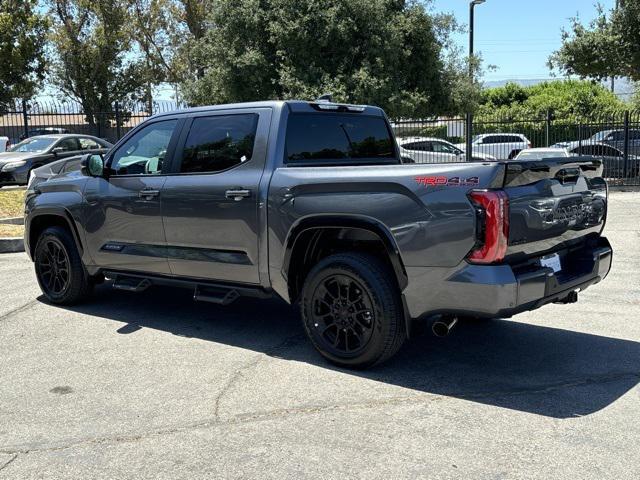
{"left": 2, "top": 101, "right": 639, "bottom": 185}
{"left": 0, "top": 100, "right": 180, "bottom": 146}
{"left": 392, "top": 110, "right": 640, "bottom": 185}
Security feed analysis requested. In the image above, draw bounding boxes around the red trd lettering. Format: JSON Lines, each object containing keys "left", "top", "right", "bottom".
{"left": 415, "top": 176, "right": 447, "bottom": 186}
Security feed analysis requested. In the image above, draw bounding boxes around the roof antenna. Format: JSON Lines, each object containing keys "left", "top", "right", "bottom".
{"left": 316, "top": 93, "right": 333, "bottom": 103}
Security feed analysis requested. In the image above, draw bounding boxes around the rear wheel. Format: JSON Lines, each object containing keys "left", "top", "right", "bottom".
{"left": 300, "top": 253, "right": 406, "bottom": 369}
{"left": 34, "top": 226, "right": 93, "bottom": 305}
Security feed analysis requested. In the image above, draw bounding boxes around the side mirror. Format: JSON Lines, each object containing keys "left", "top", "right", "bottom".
{"left": 51, "top": 146, "right": 64, "bottom": 155}
{"left": 80, "top": 153, "right": 105, "bottom": 177}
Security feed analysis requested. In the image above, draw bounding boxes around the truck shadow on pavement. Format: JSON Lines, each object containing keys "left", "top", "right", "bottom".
{"left": 45, "top": 283, "right": 640, "bottom": 419}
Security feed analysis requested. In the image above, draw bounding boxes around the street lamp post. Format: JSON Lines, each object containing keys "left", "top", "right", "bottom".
{"left": 466, "top": 0, "right": 485, "bottom": 161}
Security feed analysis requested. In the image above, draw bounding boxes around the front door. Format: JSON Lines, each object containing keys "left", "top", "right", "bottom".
{"left": 161, "top": 108, "right": 271, "bottom": 284}
{"left": 82, "top": 118, "right": 181, "bottom": 274}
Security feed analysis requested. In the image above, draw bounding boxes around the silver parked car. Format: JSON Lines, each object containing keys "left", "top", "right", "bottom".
{"left": 398, "top": 136, "right": 496, "bottom": 163}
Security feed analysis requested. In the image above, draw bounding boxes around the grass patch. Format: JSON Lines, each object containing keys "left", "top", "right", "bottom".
{"left": 0, "top": 224, "right": 24, "bottom": 237}
{"left": 0, "top": 188, "right": 26, "bottom": 218}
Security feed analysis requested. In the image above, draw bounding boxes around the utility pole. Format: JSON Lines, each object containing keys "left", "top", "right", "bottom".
{"left": 466, "top": 0, "right": 486, "bottom": 162}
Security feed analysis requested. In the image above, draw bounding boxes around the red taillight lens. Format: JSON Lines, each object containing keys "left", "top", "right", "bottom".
{"left": 467, "top": 190, "right": 509, "bottom": 264}
{"left": 528, "top": 142, "right": 532, "bottom": 149}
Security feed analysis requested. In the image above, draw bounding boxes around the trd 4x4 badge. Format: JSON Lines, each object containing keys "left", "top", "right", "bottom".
{"left": 415, "top": 176, "right": 480, "bottom": 187}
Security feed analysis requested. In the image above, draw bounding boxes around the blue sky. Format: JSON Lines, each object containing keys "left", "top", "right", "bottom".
{"left": 431, "top": 0, "right": 615, "bottom": 81}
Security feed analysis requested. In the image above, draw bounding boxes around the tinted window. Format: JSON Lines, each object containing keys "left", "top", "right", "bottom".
{"left": 111, "top": 119, "right": 177, "bottom": 175}
{"left": 432, "top": 141, "right": 459, "bottom": 154}
{"left": 505, "top": 135, "right": 524, "bottom": 143}
{"left": 285, "top": 114, "right": 395, "bottom": 164}
{"left": 576, "top": 145, "right": 621, "bottom": 157}
{"left": 402, "top": 141, "right": 431, "bottom": 152}
{"left": 481, "top": 136, "right": 500, "bottom": 144}
{"left": 180, "top": 114, "right": 258, "bottom": 173}
{"left": 57, "top": 138, "right": 80, "bottom": 151}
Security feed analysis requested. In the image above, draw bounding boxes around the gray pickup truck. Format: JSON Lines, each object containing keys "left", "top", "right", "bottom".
{"left": 24, "top": 100, "right": 612, "bottom": 368}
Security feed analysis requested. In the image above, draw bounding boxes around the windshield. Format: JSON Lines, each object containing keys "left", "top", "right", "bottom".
{"left": 10, "top": 137, "right": 56, "bottom": 153}
{"left": 516, "top": 150, "right": 567, "bottom": 160}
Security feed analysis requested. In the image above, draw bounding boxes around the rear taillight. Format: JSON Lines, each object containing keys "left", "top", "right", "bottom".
{"left": 527, "top": 142, "right": 532, "bottom": 149}
{"left": 467, "top": 190, "right": 509, "bottom": 264}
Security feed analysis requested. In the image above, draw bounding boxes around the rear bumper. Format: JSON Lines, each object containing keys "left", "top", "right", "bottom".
{"left": 403, "top": 236, "right": 612, "bottom": 319}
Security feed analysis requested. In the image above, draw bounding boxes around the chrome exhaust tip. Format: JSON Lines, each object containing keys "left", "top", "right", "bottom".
{"left": 432, "top": 316, "right": 459, "bottom": 337}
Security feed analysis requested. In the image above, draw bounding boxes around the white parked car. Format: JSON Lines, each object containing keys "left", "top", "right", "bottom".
{"left": 456, "top": 133, "right": 532, "bottom": 160}
{"left": 398, "top": 137, "right": 496, "bottom": 163}
{"left": 514, "top": 147, "right": 570, "bottom": 160}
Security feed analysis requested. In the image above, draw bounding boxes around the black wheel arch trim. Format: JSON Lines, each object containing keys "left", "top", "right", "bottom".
{"left": 282, "top": 215, "right": 409, "bottom": 291}
{"left": 26, "top": 208, "right": 84, "bottom": 260}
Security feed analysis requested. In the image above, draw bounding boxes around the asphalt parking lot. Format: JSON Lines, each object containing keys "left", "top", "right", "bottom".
{"left": 1, "top": 192, "right": 639, "bottom": 479}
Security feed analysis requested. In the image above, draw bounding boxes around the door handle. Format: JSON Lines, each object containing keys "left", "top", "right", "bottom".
{"left": 138, "top": 189, "right": 160, "bottom": 199}
{"left": 225, "top": 189, "right": 251, "bottom": 201}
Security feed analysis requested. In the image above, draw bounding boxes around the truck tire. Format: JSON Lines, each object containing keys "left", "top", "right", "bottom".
{"left": 300, "top": 252, "right": 406, "bottom": 369}
{"left": 34, "top": 226, "right": 93, "bottom": 305}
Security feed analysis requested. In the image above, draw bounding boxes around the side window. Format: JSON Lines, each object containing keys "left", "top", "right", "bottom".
{"left": 401, "top": 142, "right": 419, "bottom": 151}
{"left": 79, "top": 138, "right": 101, "bottom": 150}
{"left": 403, "top": 142, "right": 432, "bottom": 152}
{"left": 285, "top": 113, "right": 395, "bottom": 164}
{"left": 432, "top": 141, "right": 458, "bottom": 154}
{"left": 62, "top": 158, "right": 82, "bottom": 173}
{"left": 57, "top": 138, "right": 80, "bottom": 151}
{"left": 110, "top": 119, "right": 177, "bottom": 175}
{"left": 578, "top": 146, "right": 595, "bottom": 155}
{"left": 180, "top": 114, "right": 258, "bottom": 173}
{"left": 630, "top": 130, "right": 640, "bottom": 140}
{"left": 602, "top": 146, "right": 622, "bottom": 157}
{"left": 506, "top": 135, "right": 523, "bottom": 143}
{"left": 482, "top": 136, "right": 498, "bottom": 144}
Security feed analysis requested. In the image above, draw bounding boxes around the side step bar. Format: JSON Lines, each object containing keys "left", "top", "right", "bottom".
{"left": 193, "top": 286, "right": 240, "bottom": 305}
{"left": 103, "top": 270, "right": 271, "bottom": 305}
{"left": 113, "top": 277, "right": 152, "bottom": 292}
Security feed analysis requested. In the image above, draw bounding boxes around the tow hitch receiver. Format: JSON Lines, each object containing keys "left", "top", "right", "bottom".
{"left": 554, "top": 290, "right": 579, "bottom": 305}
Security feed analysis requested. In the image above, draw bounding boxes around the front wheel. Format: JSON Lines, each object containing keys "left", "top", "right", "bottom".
{"left": 34, "top": 226, "right": 93, "bottom": 305}
{"left": 300, "top": 253, "right": 406, "bottom": 369}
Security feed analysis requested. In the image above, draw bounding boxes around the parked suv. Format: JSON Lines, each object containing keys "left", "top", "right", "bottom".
{"left": 457, "top": 133, "right": 531, "bottom": 160}
{"left": 25, "top": 101, "right": 612, "bottom": 368}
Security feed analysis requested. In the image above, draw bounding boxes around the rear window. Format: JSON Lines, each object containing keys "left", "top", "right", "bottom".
{"left": 285, "top": 114, "right": 396, "bottom": 165}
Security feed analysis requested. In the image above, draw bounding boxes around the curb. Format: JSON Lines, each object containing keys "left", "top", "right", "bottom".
{"left": 0, "top": 216, "right": 24, "bottom": 225}
{"left": 0, "top": 237, "right": 24, "bottom": 253}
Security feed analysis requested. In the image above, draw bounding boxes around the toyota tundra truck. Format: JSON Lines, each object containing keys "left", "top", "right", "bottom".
{"left": 24, "top": 100, "right": 612, "bottom": 368}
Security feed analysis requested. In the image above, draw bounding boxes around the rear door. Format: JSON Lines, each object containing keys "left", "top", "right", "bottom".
{"left": 161, "top": 108, "right": 271, "bottom": 284}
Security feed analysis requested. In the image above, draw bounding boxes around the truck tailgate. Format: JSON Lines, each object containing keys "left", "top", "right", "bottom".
{"left": 502, "top": 157, "right": 608, "bottom": 261}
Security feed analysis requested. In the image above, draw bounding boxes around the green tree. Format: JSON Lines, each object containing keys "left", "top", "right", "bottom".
{"left": 0, "top": 0, "right": 48, "bottom": 109}
{"left": 181, "top": 0, "right": 471, "bottom": 118}
{"left": 130, "top": 0, "right": 210, "bottom": 106}
{"left": 478, "top": 80, "right": 625, "bottom": 119}
{"left": 48, "top": 0, "right": 147, "bottom": 124}
{"left": 549, "top": 1, "right": 640, "bottom": 82}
